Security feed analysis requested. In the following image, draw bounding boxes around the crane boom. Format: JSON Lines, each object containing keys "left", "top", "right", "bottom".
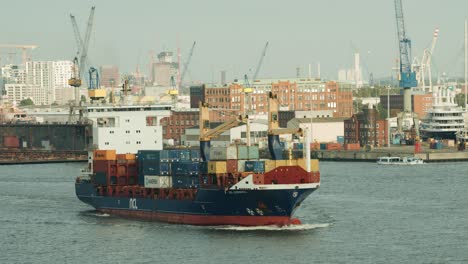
{"left": 79, "top": 6, "right": 95, "bottom": 80}
{"left": 179, "top": 41, "right": 196, "bottom": 86}
{"left": 394, "top": 0, "right": 417, "bottom": 88}
{"left": 70, "top": 14, "right": 84, "bottom": 56}
{"left": 252, "top": 41, "right": 269, "bottom": 81}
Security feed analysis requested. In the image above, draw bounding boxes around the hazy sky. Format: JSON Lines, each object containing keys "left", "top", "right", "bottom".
{"left": 1, "top": 0, "right": 467, "bottom": 83}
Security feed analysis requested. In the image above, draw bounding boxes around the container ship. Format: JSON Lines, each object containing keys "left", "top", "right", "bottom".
{"left": 75, "top": 93, "right": 320, "bottom": 226}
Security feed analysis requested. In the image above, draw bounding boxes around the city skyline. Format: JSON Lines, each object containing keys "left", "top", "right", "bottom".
{"left": 1, "top": 0, "right": 468, "bottom": 84}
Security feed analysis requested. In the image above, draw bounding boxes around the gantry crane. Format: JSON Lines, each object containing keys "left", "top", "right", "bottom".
{"left": 394, "top": 0, "right": 420, "bottom": 143}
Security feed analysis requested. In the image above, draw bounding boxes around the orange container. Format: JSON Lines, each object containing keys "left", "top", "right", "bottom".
{"left": 116, "top": 153, "right": 136, "bottom": 160}
{"left": 326, "top": 143, "right": 342, "bottom": 150}
{"left": 94, "top": 150, "right": 116, "bottom": 160}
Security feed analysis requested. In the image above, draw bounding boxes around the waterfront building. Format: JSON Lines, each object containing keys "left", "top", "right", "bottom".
{"left": 161, "top": 109, "right": 200, "bottom": 145}
{"left": 344, "top": 106, "right": 389, "bottom": 146}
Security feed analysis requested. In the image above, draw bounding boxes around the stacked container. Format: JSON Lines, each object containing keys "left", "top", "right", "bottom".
{"left": 93, "top": 150, "right": 117, "bottom": 185}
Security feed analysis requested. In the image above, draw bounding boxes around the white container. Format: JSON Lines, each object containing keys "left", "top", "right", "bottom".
{"left": 144, "top": 176, "right": 172, "bottom": 188}
{"left": 237, "top": 160, "right": 246, "bottom": 173}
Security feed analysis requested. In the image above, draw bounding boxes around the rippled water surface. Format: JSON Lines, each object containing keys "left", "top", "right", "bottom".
{"left": 1, "top": 162, "right": 467, "bottom": 263}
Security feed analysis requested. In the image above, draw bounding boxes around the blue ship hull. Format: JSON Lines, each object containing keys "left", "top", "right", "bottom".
{"left": 75, "top": 181, "right": 318, "bottom": 226}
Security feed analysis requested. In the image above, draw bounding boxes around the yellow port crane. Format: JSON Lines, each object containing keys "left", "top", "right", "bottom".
{"left": 68, "top": 57, "right": 82, "bottom": 87}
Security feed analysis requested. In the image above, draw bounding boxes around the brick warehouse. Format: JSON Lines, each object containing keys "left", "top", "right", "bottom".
{"left": 344, "top": 106, "right": 389, "bottom": 147}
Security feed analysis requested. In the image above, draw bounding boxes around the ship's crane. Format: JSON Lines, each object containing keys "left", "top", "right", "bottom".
{"left": 199, "top": 102, "right": 247, "bottom": 161}
{"left": 179, "top": 41, "right": 196, "bottom": 88}
{"left": 267, "top": 92, "right": 303, "bottom": 160}
{"left": 394, "top": 0, "right": 420, "bottom": 143}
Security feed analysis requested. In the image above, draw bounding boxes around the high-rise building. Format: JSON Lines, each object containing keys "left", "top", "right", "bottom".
{"left": 25, "top": 61, "right": 55, "bottom": 105}
{"left": 152, "top": 51, "right": 178, "bottom": 87}
{"left": 100, "top": 65, "right": 120, "bottom": 88}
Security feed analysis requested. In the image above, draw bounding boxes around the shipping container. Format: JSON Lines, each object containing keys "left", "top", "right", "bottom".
{"left": 160, "top": 150, "right": 170, "bottom": 161}
{"left": 171, "top": 161, "right": 199, "bottom": 175}
{"left": 144, "top": 175, "right": 172, "bottom": 188}
{"left": 94, "top": 149, "right": 116, "bottom": 160}
{"left": 326, "top": 143, "right": 342, "bottom": 150}
{"left": 93, "top": 160, "right": 117, "bottom": 174}
{"left": 172, "top": 175, "right": 199, "bottom": 188}
{"left": 245, "top": 160, "right": 265, "bottom": 173}
{"left": 3, "top": 136, "right": 20, "bottom": 148}
{"left": 190, "top": 149, "right": 200, "bottom": 160}
{"left": 226, "top": 159, "right": 238, "bottom": 173}
{"left": 199, "top": 161, "right": 208, "bottom": 174}
{"left": 337, "top": 136, "right": 345, "bottom": 144}
{"left": 344, "top": 143, "right": 360, "bottom": 151}
{"left": 208, "top": 161, "right": 227, "bottom": 174}
{"left": 116, "top": 153, "right": 136, "bottom": 160}
{"left": 237, "top": 145, "right": 248, "bottom": 159}
{"left": 237, "top": 160, "right": 246, "bottom": 173}
{"left": 264, "top": 160, "right": 276, "bottom": 172}
{"left": 210, "top": 146, "right": 238, "bottom": 160}
{"left": 248, "top": 146, "right": 259, "bottom": 159}
{"left": 160, "top": 162, "right": 170, "bottom": 175}
{"left": 137, "top": 150, "right": 160, "bottom": 161}
{"left": 310, "top": 142, "right": 320, "bottom": 150}
{"left": 93, "top": 171, "right": 107, "bottom": 185}
{"left": 138, "top": 159, "right": 161, "bottom": 175}
{"left": 320, "top": 143, "right": 327, "bottom": 150}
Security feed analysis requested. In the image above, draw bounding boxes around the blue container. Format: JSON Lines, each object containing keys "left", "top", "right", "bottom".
{"left": 179, "top": 150, "right": 191, "bottom": 161}
{"left": 93, "top": 172, "right": 107, "bottom": 185}
{"left": 190, "top": 149, "right": 200, "bottom": 160}
{"left": 436, "top": 141, "right": 443, "bottom": 149}
{"left": 137, "top": 150, "right": 161, "bottom": 161}
{"left": 199, "top": 161, "right": 208, "bottom": 174}
{"left": 160, "top": 162, "right": 170, "bottom": 175}
{"left": 320, "top": 143, "right": 327, "bottom": 150}
{"left": 244, "top": 160, "right": 265, "bottom": 173}
{"left": 337, "top": 136, "right": 345, "bottom": 144}
{"left": 171, "top": 161, "right": 199, "bottom": 175}
{"left": 160, "top": 150, "right": 170, "bottom": 161}
{"left": 172, "top": 175, "right": 199, "bottom": 188}
{"left": 139, "top": 159, "right": 161, "bottom": 175}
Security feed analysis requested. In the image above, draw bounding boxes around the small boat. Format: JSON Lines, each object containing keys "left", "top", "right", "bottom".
{"left": 377, "top": 156, "right": 424, "bottom": 165}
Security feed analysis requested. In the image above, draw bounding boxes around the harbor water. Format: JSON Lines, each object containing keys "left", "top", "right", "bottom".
{"left": 1, "top": 161, "right": 468, "bottom": 263}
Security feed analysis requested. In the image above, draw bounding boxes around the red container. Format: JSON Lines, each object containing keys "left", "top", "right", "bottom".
{"left": 310, "top": 143, "right": 320, "bottom": 150}
{"left": 117, "top": 165, "right": 127, "bottom": 177}
{"left": 252, "top": 174, "right": 264, "bottom": 184}
{"left": 3, "top": 136, "right": 20, "bottom": 148}
{"left": 93, "top": 160, "right": 117, "bottom": 175}
{"left": 326, "top": 143, "right": 342, "bottom": 150}
{"left": 414, "top": 142, "right": 421, "bottom": 153}
{"left": 118, "top": 176, "right": 127, "bottom": 186}
{"left": 226, "top": 159, "right": 238, "bottom": 173}
{"left": 344, "top": 143, "right": 360, "bottom": 151}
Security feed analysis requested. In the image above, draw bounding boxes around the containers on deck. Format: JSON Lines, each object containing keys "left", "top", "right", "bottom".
{"left": 244, "top": 160, "right": 265, "bottom": 173}
{"left": 94, "top": 150, "right": 116, "bottom": 160}
{"left": 207, "top": 161, "right": 227, "bottom": 174}
{"left": 3, "top": 136, "right": 20, "bottom": 148}
{"left": 144, "top": 176, "right": 172, "bottom": 188}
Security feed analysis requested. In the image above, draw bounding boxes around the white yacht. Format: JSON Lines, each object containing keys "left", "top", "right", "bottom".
{"left": 420, "top": 86, "right": 465, "bottom": 140}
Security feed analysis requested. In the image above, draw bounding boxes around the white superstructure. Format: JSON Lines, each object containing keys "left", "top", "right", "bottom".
{"left": 420, "top": 86, "right": 465, "bottom": 139}
{"left": 85, "top": 104, "right": 172, "bottom": 153}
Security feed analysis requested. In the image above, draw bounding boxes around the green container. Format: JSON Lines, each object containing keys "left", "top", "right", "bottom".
{"left": 248, "top": 146, "right": 259, "bottom": 160}
{"left": 237, "top": 145, "right": 248, "bottom": 160}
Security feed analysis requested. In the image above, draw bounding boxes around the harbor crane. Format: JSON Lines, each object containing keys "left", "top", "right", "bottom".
{"left": 179, "top": 41, "right": 196, "bottom": 88}
{"left": 68, "top": 6, "right": 96, "bottom": 105}
{"left": 394, "top": 0, "right": 420, "bottom": 144}
{"left": 252, "top": 41, "right": 269, "bottom": 81}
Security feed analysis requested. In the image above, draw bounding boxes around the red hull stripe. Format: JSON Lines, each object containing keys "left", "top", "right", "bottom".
{"left": 99, "top": 209, "right": 301, "bottom": 226}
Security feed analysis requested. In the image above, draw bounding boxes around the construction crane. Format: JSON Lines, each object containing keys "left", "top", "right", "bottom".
{"left": 252, "top": 41, "right": 269, "bottom": 81}
{"left": 0, "top": 44, "right": 38, "bottom": 64}
{"left": 179, "top": 41, "right": 196, "bottom": 88}
{"left": 394, "top": 0, "right": 420, "bottom": 144}
{"left": 267, "top": 92, "right": 303, "bottom": 160}
{"left": 423, "top": 28, "right": 440, "bottom": 92}
{"left": 199, "top": 102, "right": 247, "bottom": 161}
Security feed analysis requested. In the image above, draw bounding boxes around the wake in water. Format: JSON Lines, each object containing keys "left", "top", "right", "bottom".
{"left": 212, "top": 223, "right": 329, "bottom": 231}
